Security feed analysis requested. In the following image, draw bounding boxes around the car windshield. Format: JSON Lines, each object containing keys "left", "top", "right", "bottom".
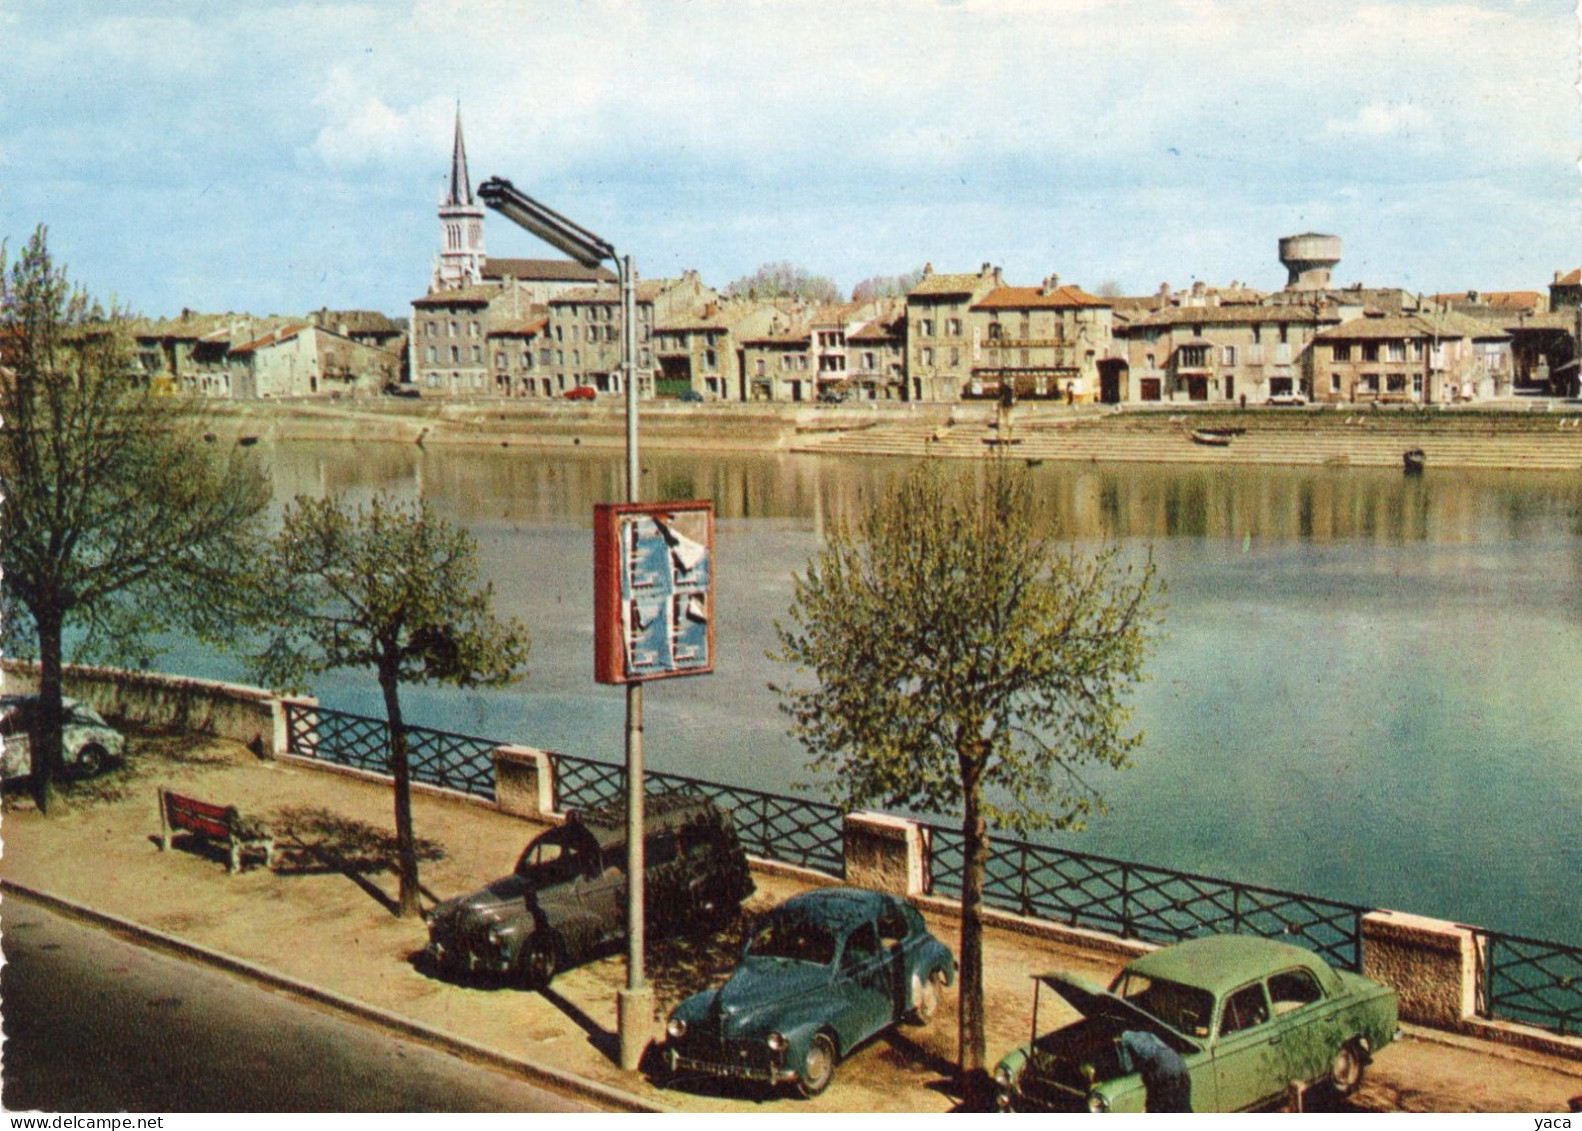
{"left": 747, "top": 916, "right": 837, "bottom": 965}
{"left": 1109, "top": 971, "right": 1216, "bottom": 1039}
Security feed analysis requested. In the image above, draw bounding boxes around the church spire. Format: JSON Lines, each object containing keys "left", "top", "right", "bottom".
{"left": 445, "top": 104, "right": 473, "bottom": 207}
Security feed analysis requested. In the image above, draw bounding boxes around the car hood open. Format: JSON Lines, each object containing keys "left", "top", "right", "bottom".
{"left": 1036, "top": 972, "right": 1203, "bottom": 1054}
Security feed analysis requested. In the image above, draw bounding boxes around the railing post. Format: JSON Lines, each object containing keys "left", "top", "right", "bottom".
{"left": 1120, "top": 864, "right": 1132, "bottom": 938}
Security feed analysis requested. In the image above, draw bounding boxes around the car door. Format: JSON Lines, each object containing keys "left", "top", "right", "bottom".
{"left": 836, "top": 921, "right": 894, "bottom": 1048}
{"left": 1210, "top": 981, "right": 1285, "bottom": 1110}
{"left": 1266, "top": 967, "right": 1341, "bottom": 1087}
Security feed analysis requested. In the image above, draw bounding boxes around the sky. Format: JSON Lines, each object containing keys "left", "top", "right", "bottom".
{"left": 1, "top": 0, "right": 1578, "bottom": 320}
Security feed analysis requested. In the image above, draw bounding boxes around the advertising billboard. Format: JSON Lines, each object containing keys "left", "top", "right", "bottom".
{"left": 593, "top": 501, "right": 715, "bottom": 685}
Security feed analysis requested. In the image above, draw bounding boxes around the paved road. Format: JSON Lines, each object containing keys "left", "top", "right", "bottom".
{"left": 0, "top": 899, "right": 595, "bottom": 1113}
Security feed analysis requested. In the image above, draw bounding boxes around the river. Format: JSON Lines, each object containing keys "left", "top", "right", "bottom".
{"left": 187, "top": 441, "right": 1582, "bottom": 945}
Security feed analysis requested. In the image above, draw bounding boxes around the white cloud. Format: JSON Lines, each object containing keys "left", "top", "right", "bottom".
{"left": 1322, "top": 101, "right": 1435, "bottom": 139}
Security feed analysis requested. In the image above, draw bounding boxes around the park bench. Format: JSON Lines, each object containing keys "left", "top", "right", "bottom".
{"left": 157, "top": 787, "right": 276, "bottom": 874}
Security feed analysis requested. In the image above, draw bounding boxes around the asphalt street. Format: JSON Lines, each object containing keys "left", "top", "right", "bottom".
{"left": 0, "top": 899, "right": 595, "bottom": 1113}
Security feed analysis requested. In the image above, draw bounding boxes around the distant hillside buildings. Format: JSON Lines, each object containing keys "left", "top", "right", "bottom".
{"left": 133, "top": 111, "right": 1581, "bottom": 408}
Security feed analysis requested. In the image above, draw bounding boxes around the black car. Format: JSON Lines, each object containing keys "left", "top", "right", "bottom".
{"left": 423, "top": 793, "right": 754, "bottom": 988}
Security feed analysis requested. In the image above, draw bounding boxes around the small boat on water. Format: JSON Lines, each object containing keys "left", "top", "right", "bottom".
{"left": 237, "top": 435, "right": 259, "bottom": 447}
{"left": 1190, "top": 429, "right": 1234, "bottom": 447}
{"left": 1403, "top": 448, "right": 1426, "bottom": 474}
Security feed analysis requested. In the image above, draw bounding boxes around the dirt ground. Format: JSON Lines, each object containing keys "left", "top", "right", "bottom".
{"left": 2, "top": 728, "right": 1579, "bottom": 1113}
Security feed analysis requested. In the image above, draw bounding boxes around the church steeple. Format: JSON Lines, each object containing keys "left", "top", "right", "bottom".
{"left": 432, "top": 104, "right": 487, "bottom": 292}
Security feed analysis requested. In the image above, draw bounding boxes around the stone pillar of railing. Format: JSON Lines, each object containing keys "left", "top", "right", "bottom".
{"left": 1361, "top": 909, "right": 1477, "bottom": 1030}
{"left": 842, "top": 811, "right": 927, "bottom": 897}
{"left": 270, "top": 695, "right": 319, "bottom": 758}
{"left": 493, "top": 745, "right": 555, "bottom": 820}
{"left": 272, "top": 695, "right": 320, "bottom": 759}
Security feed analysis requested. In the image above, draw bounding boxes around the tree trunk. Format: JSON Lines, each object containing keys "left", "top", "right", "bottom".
{"left": 380, "top": 666, "right": 422, "bottom": 919}
{"left": 30, "top": 604, "right": 67, "bottom": 815}
{"left": 957, "top": 747, "right": 991, "bottom": 1108}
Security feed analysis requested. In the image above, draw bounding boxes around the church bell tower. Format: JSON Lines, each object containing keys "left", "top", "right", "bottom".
{"left": 432, "top": 106, "right": 486, "bottom": 291}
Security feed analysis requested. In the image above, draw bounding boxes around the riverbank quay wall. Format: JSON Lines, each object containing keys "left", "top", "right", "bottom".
{"left": 188, "top": 397, "right": 1582, "bottom": 471}
{"left": 8, "top": 659, "right": 1580, "bottom": 1061}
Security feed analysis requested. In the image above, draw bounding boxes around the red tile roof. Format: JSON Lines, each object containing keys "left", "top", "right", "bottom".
{"left": 483, "top": 258, "right": 616, "bottom": 284}
{"left": 973, "top": 285, "right": 1109, "bottom": 310}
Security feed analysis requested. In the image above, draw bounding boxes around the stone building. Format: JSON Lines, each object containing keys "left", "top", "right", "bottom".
{"left": 545, "top": 272, "right": 715, "bottom": 397}
{"left": 969, "top": 278, "right": 1113, "bottom": 403}
{"left": 654, "top": 300, "right": 785, "bottom": 401}
{"left": 1311, "top": 310, "right": 1511, "bottom": 405}
{"left": 905, "top": 263, "right": 1003, "bottom": 401}
{"left": 227, "top": 322, "right": 400, "bottom": 399}
{"left": 1113, "top": 303, "right": 1339, "bottom": 404}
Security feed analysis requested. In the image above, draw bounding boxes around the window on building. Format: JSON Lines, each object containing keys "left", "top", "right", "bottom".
{"left": 922, "top": 347, "right": 934, "bottom": 366}
{"left": 919, "top": 318, "right": 935, "bottom": 337}
{"left": 949, "top": 346, "right": 960, "bottom": 367}
{"left": 1386, "top": 373, "right": 1407, "bottom": 393}
{"left": 426, "top": 345, "right": 438, "bottom": 363}
{"left": 470, "top": 321, "right": 480, "bottom": 338}
{"left": 988, "top": 322, "right": 1002, "bottom": 340}
{"left": 1331, "top": 373, "right": 1342, "bottom": 393}
{"left": 704, "top": 349, "right": 718, "bottom": 371}
{"left": 1387, "top": 341, "right": 1407, "bottom": 362}
{"left": 449, "top": 320, "right": 459, "bottom": 338}
{"left": 862, "top": 351, "right": 876, "bottom": 370}
{"left": 1360, "top": 373, "right": 1380, "bottom": 393}
{"left": 1333, "top": 343, "right": 1351, "bottom": 362}
{"left": 1222, "top": 345, "right": 1236, "bottom": 366}
{"left": 471, "top": 345, "right": 481, "bottom": 363}
{"left": 495, "top": 352, "right": 507, "bottom": 369}
{"left": 427, "top": 320, "right": 437, "bottom": 337}
{"left": 947, "top": 318, "right": 962, "bottom": 336}
{"left": 1362, "top": 343, "right": 1380, "bottom": 362}
{"left": 640, "top": 348, "right": 651, "bottom": 367}
{"left": 1178, "top": 345, "right": 1208, "bottom": 367}
{"left": 450, "top": 345, "right": 460, "bottom": 363}
{"left": 756, "top": 359, "right": 766, "bottom": 376}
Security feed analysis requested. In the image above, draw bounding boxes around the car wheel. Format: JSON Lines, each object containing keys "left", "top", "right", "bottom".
{"left": 1328, "top": 1039, "right": 1365, "bottom": 1097}
{"left": 522, "top": 935, "right": 560, "bottom": 990}
{"left": 74, "top": 744, "right": 107, "bottom": 778}
{"left": 909, "top": 968, "right": 947, "bottom": 1027}
{"left": 797, "top": 1033, "right": 837, "bottom": 1099}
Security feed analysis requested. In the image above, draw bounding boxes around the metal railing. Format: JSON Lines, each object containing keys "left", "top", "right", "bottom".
{"left": 283, "top": 702, "right": 498, "bottom": 800}
{"left": 282, "top": 701, "right": 1582, "bottom": 1038}
{"left": 922, "top": 821, "right": 1367, "bottom": 973}
{"left": 1474, "top": 927, "right": 1582, "bottom": 1037}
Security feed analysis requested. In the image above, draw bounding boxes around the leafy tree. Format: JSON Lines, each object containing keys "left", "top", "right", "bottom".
{"left": 1093, "top": 279, "right": 1125, "bottom": 298}
{"left": 850, "top": 269, "right": 925, "bottom": 303}
{"left": 0, "top": 227, "right": 270, "bottom": 812}
{"left": 723, "top": 261, "right": 841, "bottom": 304}
{"left": 772, "top": 463, "right": 1163, "bottom": 1104}
{"left": 247, "top": 493, "right": 531, "bottom": 918}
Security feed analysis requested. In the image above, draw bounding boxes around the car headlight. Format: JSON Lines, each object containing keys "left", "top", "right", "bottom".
{"left": 766, "top": 1031, "right": 787, "bottom": 1052}
{"left": 667, "top": 1018, "right": 688, "bottom": 1040}
{"left": 1087, "top": 1091, "right": 1111, "bottom": 1113}
{"left": 487, "top": 924, "right": 506, "bottom": 946}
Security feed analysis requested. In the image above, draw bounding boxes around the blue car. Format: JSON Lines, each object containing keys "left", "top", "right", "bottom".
{"left": 661, "top": 887, "right": 956, "bottom": 1098}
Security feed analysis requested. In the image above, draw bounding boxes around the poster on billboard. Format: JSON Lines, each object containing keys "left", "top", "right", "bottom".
{"left": 593, "top": 501, "right": 715, "bottom": 685}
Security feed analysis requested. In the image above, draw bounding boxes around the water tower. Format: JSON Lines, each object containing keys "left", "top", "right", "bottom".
{"left": 1278, "top": 232, "right": 1342, "bottom": 290}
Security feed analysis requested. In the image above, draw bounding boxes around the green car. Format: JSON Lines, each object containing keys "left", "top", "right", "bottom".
{"left": 661, "top": 887, "right": 956, "bottom": 1098}
{"left": 993, "top": 934, "right": 1398, "bottom": 1113}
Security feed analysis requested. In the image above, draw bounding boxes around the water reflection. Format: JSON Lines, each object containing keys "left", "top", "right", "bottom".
{"left": 234, "top": 442, "right": 1582, "bottom": 944}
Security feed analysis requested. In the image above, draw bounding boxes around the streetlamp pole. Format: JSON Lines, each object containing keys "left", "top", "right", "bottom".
{"left": 617, "top": 250, "right": 653, "bottom": 1071}
{"left": 477, "top": 178, "right": 652, "bottom": 1071}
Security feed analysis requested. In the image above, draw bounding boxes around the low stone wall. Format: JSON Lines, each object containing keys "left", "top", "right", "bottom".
{"left": 1, "top": 660, "right": 308, "bottom": 758}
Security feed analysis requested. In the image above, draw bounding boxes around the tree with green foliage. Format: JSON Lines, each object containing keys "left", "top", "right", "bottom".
{"left": 246, "top": 493, "right": 531, "bottom": 918}
{"left": 723, "top": 261, "right": 841, "bottom": 304}
{"left": 0, "top": 226, "right": 270, "bottom": 813}
{"left": 772, "top": 463, "right": 1163, "bottom": 1104}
